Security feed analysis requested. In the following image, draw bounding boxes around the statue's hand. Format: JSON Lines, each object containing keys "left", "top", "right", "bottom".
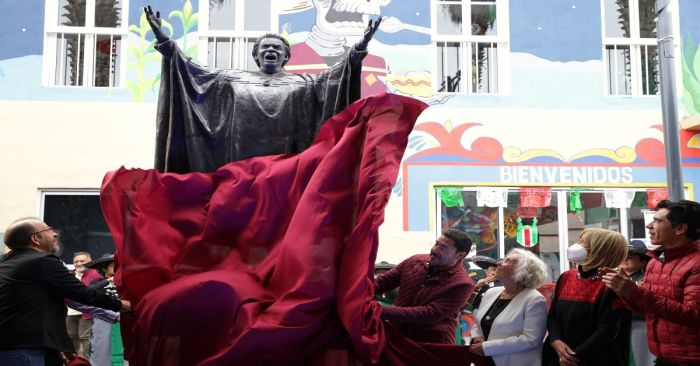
{"left": 355, "top": 16, "right": 383, "bottom": 51}
{"left": 144, "top": 5, "right": 169, "bottom": 43}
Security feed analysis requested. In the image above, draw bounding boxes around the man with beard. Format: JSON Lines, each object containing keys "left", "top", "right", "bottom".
{"left": 374, "top": 229, "right": 475, "bottom": 344}
{"left": 0, "top": 218, "right": 129, "bottom": 366}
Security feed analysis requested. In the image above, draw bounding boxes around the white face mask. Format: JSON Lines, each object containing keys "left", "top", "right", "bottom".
{"left": 567, "top": 243, "right": 588, "bottom": 264}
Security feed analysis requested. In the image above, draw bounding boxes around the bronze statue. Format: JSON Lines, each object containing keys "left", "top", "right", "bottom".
{"left": 144, "top": 6, "right": 382, "bottom": 173}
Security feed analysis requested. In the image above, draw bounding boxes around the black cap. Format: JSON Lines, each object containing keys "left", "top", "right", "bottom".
{"left": 628, "top": 240, "right": 650, "bottom": 258}
{"left": 86, "top": 254, "right": 114, "bottom": 269}
{"left": 471, "top": 255, "right": 499, "bottom": 269}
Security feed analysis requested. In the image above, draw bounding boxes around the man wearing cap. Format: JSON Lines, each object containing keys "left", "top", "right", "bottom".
{"left": 467, "top": 255, "right": 501, "bottom": 310}
{"left": 83, "top": 254, "right": 128, "bottom": 366}
{"left": 620, "top": 240, "right": 654, "bottom": 366}
{"left": 0, "top": 217, "right": 129, "bottom": 366}
{"left": 603, "top": 200, "right": 700, "bottom": 366}
{"left": 374, "top": 229, "right": 475, "bottom": 344}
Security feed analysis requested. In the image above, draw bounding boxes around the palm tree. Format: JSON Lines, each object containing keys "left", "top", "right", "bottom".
{"left": 637, "top": 0, "right": 658, "bottom": 94}
{"left": 613, "top": 0, "right": 657, "bottom": 95}
{"left": 60, "top": 0, "right": 121, "bottom": 86}
{"left": 441, "top": 3, "right": 497, "bottom": 93}
{"left": 94, "top": 0, "right": 121, "bottom": 86}
{"left": 61, "top": 0, "right": 86, "bottom": 85}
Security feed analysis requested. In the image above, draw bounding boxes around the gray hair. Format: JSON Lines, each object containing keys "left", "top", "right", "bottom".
{"left": 509, "top": 248, "right": 548, "bottom": 289}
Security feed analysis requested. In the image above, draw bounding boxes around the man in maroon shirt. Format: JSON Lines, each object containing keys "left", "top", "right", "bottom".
{"left": 374, "top": 229, "right": 475, "bottom": 344}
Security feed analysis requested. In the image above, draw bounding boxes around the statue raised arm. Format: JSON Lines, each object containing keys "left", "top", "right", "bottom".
{"left": 354, "top": 17, "right": 383, "bottom": 52}
{"left": 144, "top": 6, "right": 169, "bottom": 44}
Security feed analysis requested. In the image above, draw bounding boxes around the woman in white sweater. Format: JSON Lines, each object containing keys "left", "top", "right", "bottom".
{"left": 468, "top": 249, "right": 549, "bottom": 366}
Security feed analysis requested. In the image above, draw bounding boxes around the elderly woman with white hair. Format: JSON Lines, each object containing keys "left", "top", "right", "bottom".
{"left": 468, "top": 249, "right": 549, "bottom": 366}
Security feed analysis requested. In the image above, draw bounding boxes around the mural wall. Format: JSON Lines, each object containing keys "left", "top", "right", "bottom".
{"left": 1, "top": 0, "right": 700, "bottom": 253}
{"left": 680, "top": 0, "right": 700, "bottom": 119}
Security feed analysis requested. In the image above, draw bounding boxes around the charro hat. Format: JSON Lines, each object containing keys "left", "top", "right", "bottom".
{"left": 627, "top": 239, "right": 650, "bottom": 258}
{"left": 86, "top": 254, "right": 114, "bottom": 269}
{"left": 471, "top": 255, "right": 499, "bottom": 269}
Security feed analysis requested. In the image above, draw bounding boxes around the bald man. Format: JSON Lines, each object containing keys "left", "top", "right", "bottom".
{"left": 0, "top": 217, "right": 129, "bottom": 366}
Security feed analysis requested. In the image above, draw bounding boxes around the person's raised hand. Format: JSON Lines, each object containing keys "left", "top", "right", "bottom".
{"left": 144, "top": 5, "right": 169, "bottom": 43}
{"left": 601, "top": 267, "right": 638, "bottom": 297}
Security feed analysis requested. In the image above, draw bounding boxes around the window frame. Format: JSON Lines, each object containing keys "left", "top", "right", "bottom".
{"left": 196, "top": 0, "right": 279, "bottom": 69}
{"left": 37, "top": 189, "right": 116, "bottom": 263}
{"left": 600, "top": 0, "right": 671, "bottom": 97}
{"left": 430, "top": 0, "right": 510, "bottom": 95}
{"left": 42, "top": 0, "right": 129, "bottom": 88}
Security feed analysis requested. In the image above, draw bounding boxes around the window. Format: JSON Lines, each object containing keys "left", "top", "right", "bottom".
{"left": 438, "top": 188, "right": 557, "bottom": 281}
{"left": 197, "top": 0, "right": 277, "bottom": 70}
{"left": 39, "top": 190, "right": 116, "bottom": 264}
{"left": 602, "top": 0, "right": 659, "bottom": 95}
{"left": 431, "top": 0, "right": 509, "bottom": 94}
{"left": 43, "top": 0, "right": 128, "bottom": 87}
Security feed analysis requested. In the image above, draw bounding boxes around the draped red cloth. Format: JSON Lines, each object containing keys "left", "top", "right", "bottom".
{"left": 101, "top": 94, "right": 487, "bottom": 365}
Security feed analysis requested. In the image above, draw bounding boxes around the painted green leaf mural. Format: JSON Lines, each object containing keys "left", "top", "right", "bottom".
{"left": 682, "top": 33, "right": 700, "bottom": 115}
{"left": 127, "top": 0, "right": 198, "bottom": 101}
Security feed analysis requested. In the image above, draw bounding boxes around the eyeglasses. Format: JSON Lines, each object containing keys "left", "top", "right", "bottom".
{"left": 31, "top": 227, "right": 56, "bottom": 236}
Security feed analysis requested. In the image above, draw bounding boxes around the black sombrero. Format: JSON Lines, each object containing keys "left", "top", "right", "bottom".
{"left": 471, "top": 255, "right": 499, "bottom": 269}
{"left": 86, "top": 254, "right": 114, "bottom": 269}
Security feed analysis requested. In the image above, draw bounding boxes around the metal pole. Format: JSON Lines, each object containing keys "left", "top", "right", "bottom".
{"left": 657, "top": 0, "right": 684, "bottom": 200}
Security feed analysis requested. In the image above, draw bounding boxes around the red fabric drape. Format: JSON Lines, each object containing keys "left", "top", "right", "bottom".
{"left": 101, "top": 94, "right": 486, "bottom": 366}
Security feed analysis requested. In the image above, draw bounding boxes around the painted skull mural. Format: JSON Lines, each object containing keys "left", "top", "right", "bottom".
{"left": 310, "top": 0, "right": 390, "bottom": 48}
{"left": 284, "top": 0, "right": 390, "bottom": 96}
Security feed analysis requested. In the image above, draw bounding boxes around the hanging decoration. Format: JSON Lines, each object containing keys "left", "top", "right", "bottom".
{"left": 516, "top": 217, "right": 539, "bottom": 247}
{"left": 568, "top": 188, "right": 583, "bottom": 213}
{"left": 631, "top": 192, "right": 647, "bottom": 207}
{"left": 603, "top": 189, "right": 636, "bottom": 208}
{"left": 646, "top": 188, "right": 669, "bottom": 208}
{"left": 476, "top": 188, "right": 508, "bottom": 207}
{"left": 503, "top": 211, "right": 519, "bottom": 238}
{"left": 437, "top": 187, "right": 464, "bottom": 207}
{"left": 516, "top": 207, "right": 538, "bottom": 218}
{"left": 519, "top": 187, "right": 552, "bottom": 208}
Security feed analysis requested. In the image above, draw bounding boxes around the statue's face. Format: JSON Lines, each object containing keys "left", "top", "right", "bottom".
{"left": 255, "top": 37, "right": 290, "bottom": 74}
{"left": 312, "top": 0, "right": 390, "bottom": 38}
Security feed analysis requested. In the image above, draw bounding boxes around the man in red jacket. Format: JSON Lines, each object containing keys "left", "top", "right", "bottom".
{"left": 374, "top": 229, "right": 474, "bottom": 344}
{"left": 603, "top": 200, "right": 700, "bottom": 366}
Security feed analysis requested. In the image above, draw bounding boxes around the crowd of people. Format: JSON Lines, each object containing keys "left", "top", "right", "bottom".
{"left": 374, "top": 199, "right": 699, "bottom": 366}
{"left": 0, "top": 199, "right": 697, "bottom": 366}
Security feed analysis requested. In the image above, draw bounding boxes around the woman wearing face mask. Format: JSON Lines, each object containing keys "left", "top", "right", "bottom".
{"left": 542, "top": 228, "right": 630, "bottom": 366}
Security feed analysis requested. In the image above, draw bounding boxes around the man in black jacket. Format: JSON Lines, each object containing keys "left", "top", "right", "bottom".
{"left": 0, "top": 217, "right": 130, "bottom": 366}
